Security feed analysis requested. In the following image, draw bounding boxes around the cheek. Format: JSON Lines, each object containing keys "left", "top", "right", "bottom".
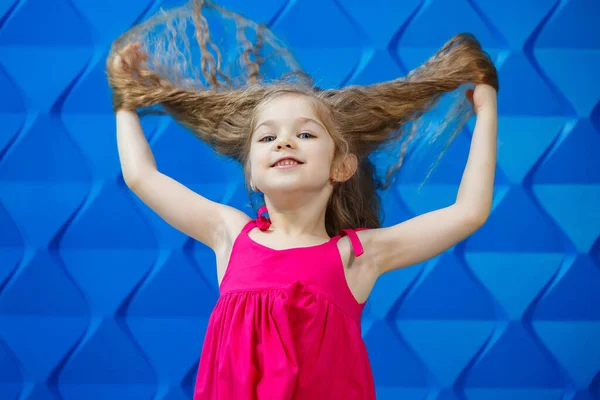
{"left": 316, "top": 138, "right": 336, "bottom": 163}
{"left": 248, "top": 146, "right": 269, "bottom": 171}
{"left": 248, "top": 144, "right": 260, "bottom": 160}
{"left": 308, "top": 141, "right": 336, "bottom": 173}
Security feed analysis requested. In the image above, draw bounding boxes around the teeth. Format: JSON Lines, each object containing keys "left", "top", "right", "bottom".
{"left": 275, "top": 160, "right": 299, "bottom": 167}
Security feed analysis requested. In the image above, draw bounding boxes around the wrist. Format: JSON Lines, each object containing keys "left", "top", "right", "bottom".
{"left": 476, "top": 104, "right": 497, "bottom": 118}
{"left": 116, "top": 109, "right": 138, "bottom": 118}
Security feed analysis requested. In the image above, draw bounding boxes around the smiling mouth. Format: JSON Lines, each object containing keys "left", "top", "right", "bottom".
{"left": 272, "top": 159, "right": 304, "bottom": 168}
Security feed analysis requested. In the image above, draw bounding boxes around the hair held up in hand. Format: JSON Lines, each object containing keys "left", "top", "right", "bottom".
{"left": 106, "top": 0, "right": 499, "bottom": 236}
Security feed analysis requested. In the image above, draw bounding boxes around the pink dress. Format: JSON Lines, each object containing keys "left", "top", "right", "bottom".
{"left": 193, "top": 214, "right": 376, "bottom": 399}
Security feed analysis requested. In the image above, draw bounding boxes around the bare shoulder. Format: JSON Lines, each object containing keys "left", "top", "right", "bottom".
{"left": 336, "top": 229, "right": 379, "bottom": 304}
{"left": 212, "top": 205, "right": 252, "bottom": 283}
{"left": 336, "top": 229, "right": 378, "bottom": 271}
{"left": 214, "top": 205, "right": 252, "bottom": 252}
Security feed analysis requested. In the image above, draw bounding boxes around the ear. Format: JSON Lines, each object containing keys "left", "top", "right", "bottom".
{"left": 333, "top": 153, "right": 358, "bottom": 182}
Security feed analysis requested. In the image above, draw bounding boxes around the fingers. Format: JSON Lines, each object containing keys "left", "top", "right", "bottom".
{"left": 466, "top": 88, "right": 474, "bottom": 102}
{"left": 465, "top": 88, "right": 474, "bottom": 110}
{"left": 123, "top": 42, "right": 147, "bottom": 62}
{"left": 111, "top": 42, "right": 147, "bottom": 72}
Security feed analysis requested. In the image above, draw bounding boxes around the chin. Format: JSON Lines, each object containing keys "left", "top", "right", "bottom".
{"left": 263, "top": 181, "right": 305, "bottom": 193}
{"left": 264, "top": 178, "right": 328, "bottom": 194}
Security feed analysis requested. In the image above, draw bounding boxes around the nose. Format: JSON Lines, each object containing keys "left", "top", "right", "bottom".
{"left": 275, "top": 137, "right": 294, "bottom": 150}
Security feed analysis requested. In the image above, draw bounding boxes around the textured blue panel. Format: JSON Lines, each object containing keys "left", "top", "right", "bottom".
{"left": 0, "top": 338, "right": 22, "bottom": 400}
{"left": 0, "top": 0, "right": 91, "bottom": 46}
{"left": 0, "top": 115, "right": 92, "bottom": 181}
{"left": 0, "top": 65, "right": 25, "bottom": 112}
{"left": 152, "top": 122, "right": 242, "bottom": 185}
{"left": 494, "top": 53, "right": 564, "bottom": 116}
{"left": 61, "top": 115, "right": 145, "bottom": 179}
{"left": 396, "top": 254, "right": 496, "bottom": 320}
{"left": 465, "top": 253, "right": 563, "bottom": 319}
{"left": 534, "top": 120, "right": 600, "bottom": 183}
{"left": 61, "top": 55, "right": 119, "bottom": 114}
{"left": 212, "top": 0, "right": 288, "bottom": 25}
{"left": 0, "top": 182, "right": 90, "bottom": 247}
{"left": 465, "top": 322, "right": 566, "bottom": 387}
{"left": 68, "top": 0, "right": 154, "bottom": 45}
{"left": 0, "top": 251, "right": 87, "bottom": 315}
{"left": 535, "top": 50, "right": 600, "bottom": 116}
{"left": 337, "top": 0, "right": 421, "bottom": 49}
{"left": 473, "top": 0, "right": 556, "bottom": 49}
{"left": 535, "top": 0, "right": 600, "bottom": 48}
{"left": 0, "top": 47, "right": 92, "bottom": 111}
{"left": 363, "top": 321, "right": 429, "bottom": 387}
{"left": 534, "top": 320, "right": 600, "bottom": 388}
{"left": 397, "top": 0, "right": 499, "bottom": 48}
{"left": 0, "top": 202, "right": 22, "bottom": 289}
{"left": 495, "top": 117, "right": 563, "bottom": 184}
{"left": 1, "top": 0, "right": 599, "bottom": 398}
{"left": 534, "top": 256, "right": 600, "bottom": 320}
{"left": 273, "top": 0, "right": 363, "bottom": 48}
{"left": 397, "top": 131, "right": 472, "bottom": 184}
{"left": 465, "top": 186, "right": 565, "bottom": 252}
{"left": 397, "top": 320, "right": 494, "bottom": 386}
{"left": 347, "top": 49, "right": 404, "bottom": 86}
{"left": 533, "top": 185, "right": 600, "bottom": 252}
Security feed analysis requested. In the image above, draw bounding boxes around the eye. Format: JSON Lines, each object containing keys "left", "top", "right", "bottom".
{"left": 259, "top": 135, "right": 276, "bottom": 142}
{"left": 299, "top": 132, "right": 314, "bottom": 139}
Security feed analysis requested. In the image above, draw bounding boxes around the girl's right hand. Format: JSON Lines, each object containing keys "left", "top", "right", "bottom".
{"left": 466, "top": 84, "right": 497, "bottom": 115}
{"left": 107, "top": 42, "right": 149, "bottom": 112}
{"left": 108, "top": 42, "right": 148, "bottom": 76}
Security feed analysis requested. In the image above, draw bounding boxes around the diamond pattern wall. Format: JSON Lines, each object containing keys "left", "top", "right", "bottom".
{"left": 0, "top": 0, "right": 598, "bottom": 399}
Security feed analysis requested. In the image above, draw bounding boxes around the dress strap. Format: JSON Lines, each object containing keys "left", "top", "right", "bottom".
{"left": 240, "top": 219, "right": 257, "bottom": 234}
{"left": 339, "top": 228, "right": 368, "bottom": 257}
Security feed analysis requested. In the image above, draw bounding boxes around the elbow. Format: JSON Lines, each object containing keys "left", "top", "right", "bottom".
{"left": 469, "top": 211, "right": 489, "bottom": 229}
{"left": 456, "top": 203, "right": 490, "bottom": 230}
{"left": 467, "top": 208, "right": 490, "bottom": 230}
{"left": 121, "top": 169, "right": 140, "bottom": 189}
{"left": 123, "top": 175, "right": 140, "bottom": 190}
{"left": 122, "top": 170, "right": 148, "bottom": 191}
{"left": 122, "top": 166, "right": 156, "bottom": 191}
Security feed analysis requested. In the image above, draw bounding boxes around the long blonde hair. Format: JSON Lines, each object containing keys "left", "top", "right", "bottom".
{"left": 106, "top": 0, "right": 499, "bottom": 236}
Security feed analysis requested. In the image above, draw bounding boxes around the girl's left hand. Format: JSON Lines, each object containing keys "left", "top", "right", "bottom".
{"left": 466, "top": 84, "right": 497, "bottom": 114}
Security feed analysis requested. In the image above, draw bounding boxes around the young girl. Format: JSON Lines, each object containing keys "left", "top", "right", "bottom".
{"left": 107, "top": 1, "right": 498, "bottom": 398}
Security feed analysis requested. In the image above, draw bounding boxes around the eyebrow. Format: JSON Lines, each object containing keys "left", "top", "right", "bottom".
{"left": 255, "top": 117, "right": 327, "bottom": 132}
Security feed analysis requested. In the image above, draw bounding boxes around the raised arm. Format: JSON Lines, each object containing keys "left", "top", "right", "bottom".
{"left": 106, "top": 43, "right": 257, "bottom": 253}
{"left": 106, "top": 43, "right": 268, "bottom": 161}
{"left": 362, "top": 84, "right": 498, "bottom": 274}
{"left": 117, "top": 109, "right": 250, "bottom": 250}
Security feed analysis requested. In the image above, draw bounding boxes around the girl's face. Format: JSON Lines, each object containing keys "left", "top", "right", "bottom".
{"left": 249, "top": 94, "right": 336, "bottom": 196}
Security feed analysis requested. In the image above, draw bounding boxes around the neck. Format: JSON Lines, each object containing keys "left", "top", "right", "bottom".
{"left": 262, "top": 192, "right": 331, "bottom": 239}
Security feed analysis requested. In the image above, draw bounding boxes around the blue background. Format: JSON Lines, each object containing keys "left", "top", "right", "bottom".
{"left": 0, "top": 0, "right": 599, "bottom": 399}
